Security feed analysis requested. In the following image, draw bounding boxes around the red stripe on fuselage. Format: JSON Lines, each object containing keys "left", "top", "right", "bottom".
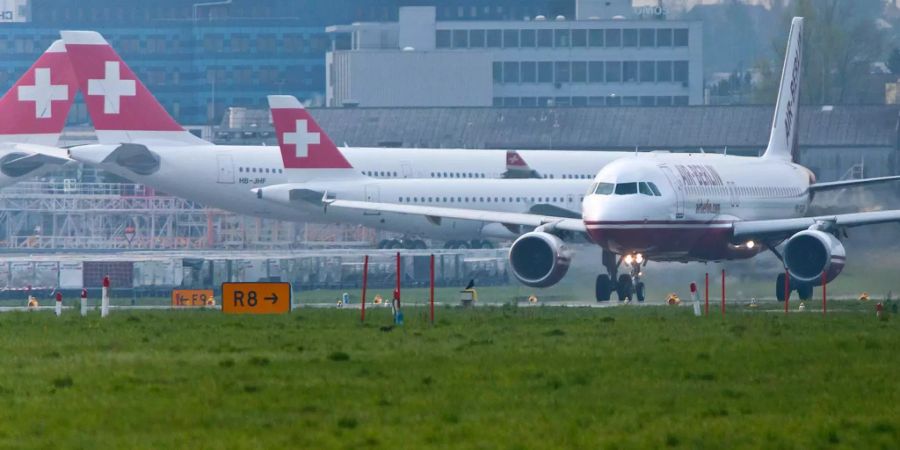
{"left": 585, "top": 221, "right": 762, "bottom": 261}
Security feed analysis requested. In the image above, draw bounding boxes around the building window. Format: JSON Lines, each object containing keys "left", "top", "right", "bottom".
{"left": 486, "top": 29, "right": 502, "bottom": 47}
{"left": 521, "top": 97, "right": 537, "bottom": 107}
{"left": 554, "top": 97, "right": 571, "bottom": 107}
{"left": 257, "top": 35, "right": 276, "bottom": 53}
{"left": 503, "top": 62, "right": 519, "bottom": 83}
{"left": 605, "top": 29, "right": 621, "bottom": 47}
{"left": 640, "top": 96, "right": 655, "bottom": 106}
{"left": 538, "top": 97, "right": 553, "bottom": 107}
{"left": 521, "top": 61, "right": 537, "bottom": 83}
{"left": 640, "top": 61, "right": 655, "bottom": 82}
{"left": 503, "top": 29, "right": 519, "bottom": 48}
{"left": 572, "top": 29, "right": 587, "bottom": 47}
{"left": 657, "top": 61, "right": 673, "bottom": 82}
{"left": 492, "top": 62, "right": 502, "bottom": 83}
{"left": 657, "top": 96, "right": 673, "bottom": 106}
{"left": 554, "top": 61, "right": 570, "bottom": 83}
{"left": 537, "top": 29, "right": 553, "bottom": 47}
{"left": 623, "top": 29, "right": 638, "bottom": 47}
{"left": 470, "top": 29, "right": 485, "bottom": 47}
{"left": 588, "top": 61, "right": 604, "bottom": 83}
{"left": 606, "top": 61, "right": 621, "bottom": 82}
{"left": 674, "top": 29, "right": 689, "bottom": 46}
{"left": 554, "top": 29, "right": 570, "bottom": 48}
{"left": 588, "top": 29, "right": 604, "bottom": 47}
{"left": 572, "top": 96, "right": 587, "bottom": 107}
{"left": 572, "top": 61, "right": 587, "bottom": 83}
{"left": 588, "top": 96, "right": 606, "bottom": 106}
{"left": 503, "top": 97, "right": 520, "bottom": 107}
{"left": 657, "top": 28, "right": 673, "bottom": 46}
{"left": 436, "top": 30, "right": 451, "bottom": 48}
{"left": 639, "top": 29, "right": 656, "bottom": 48}
{"left": 607, "top": 95, "right": 621, "bottom": 106}
{"left": 674, "top": 61, "right": 689, "bottom": 84}
{"left": 622, "top": 96, "right": 639, "bottom": 106}
{"left": 674, "top": 96, "right": 689, "bottom": 105}
{"left": 521, "top": 29, "right": 536, "bottom": 47}
{"left": 623, "top": 61, "right": 638, "bottom": 82}
{"left": 452, "top": 30, "right": 468, "bottom": 48}
{"left": 537, "top": 62, "right": 553, "bottom": 83}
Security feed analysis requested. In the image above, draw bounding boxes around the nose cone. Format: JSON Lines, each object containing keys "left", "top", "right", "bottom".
{"left": 68, "top": 144, "right": 117, "bottom": 165}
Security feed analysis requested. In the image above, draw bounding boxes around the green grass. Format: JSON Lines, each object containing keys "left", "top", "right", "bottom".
{"left": 0, "top": 306, "right": 897, "bottom": 449}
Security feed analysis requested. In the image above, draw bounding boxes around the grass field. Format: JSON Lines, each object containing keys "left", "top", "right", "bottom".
{"left": 0, "top": 305, "right": 897, "bottom": 449}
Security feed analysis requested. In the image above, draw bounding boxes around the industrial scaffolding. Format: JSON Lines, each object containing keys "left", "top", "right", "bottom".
{"left": 0, "top": 181, "right": 375, "bottom": 250}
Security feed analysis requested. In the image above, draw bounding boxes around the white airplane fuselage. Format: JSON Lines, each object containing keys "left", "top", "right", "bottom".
{"left": 71, "top": 143, "right": 598, "bottom": 240}
{"left": 582, "top": 153, "right": 813, "bottom": 261}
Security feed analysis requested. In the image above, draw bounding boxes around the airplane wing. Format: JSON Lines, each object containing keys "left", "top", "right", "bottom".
{"left": 326, "top": 199, "right": 587, "bottom": 233}
{"left": 809, "top": 175, "right": 900, "bottom": 193}
{"left": 733, "top": 210, "right": 900, "bottom": 239}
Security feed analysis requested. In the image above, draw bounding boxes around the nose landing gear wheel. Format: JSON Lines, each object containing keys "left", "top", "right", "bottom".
{"left": 616, "top": 274, "right": 633, "bottom": 301}
{"left": 796, "top": 284, "right": 813, "bottom": 302}
{"left": 595, "top": 274, "right": 612, "bottom": 302}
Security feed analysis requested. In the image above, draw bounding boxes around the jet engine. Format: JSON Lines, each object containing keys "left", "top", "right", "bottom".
{"left": 508, "top": 231, "right": 572, "bottom": 288}
{"left": 783, "top": 230, "right": 846, "bottom": 284}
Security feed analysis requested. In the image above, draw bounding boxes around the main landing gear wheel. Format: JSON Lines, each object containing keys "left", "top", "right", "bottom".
{"left": 616, "top": 274, "right": 633, "bottom": 301}
{"left": 595, "top": 275, "right": 612, "bottom": 302}
{"left": 775, "top": 273, "right": 790, "bottom": 302}
{"left": 796, "top": 284, "right": 813, "bottom": 302}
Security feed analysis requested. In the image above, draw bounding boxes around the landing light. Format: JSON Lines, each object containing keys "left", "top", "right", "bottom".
{"left": 624, "top": 254, "right": 633, "bottom": 264}
{"left": 635, "top": 253, "right": 644, "bottom": 264}
{"left": 746, "top": 240, "right": 756, "bottom": 249}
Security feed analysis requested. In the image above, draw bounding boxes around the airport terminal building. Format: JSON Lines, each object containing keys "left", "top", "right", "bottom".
{"left": 325, "top": 5, "right": 703, "bottom": 107}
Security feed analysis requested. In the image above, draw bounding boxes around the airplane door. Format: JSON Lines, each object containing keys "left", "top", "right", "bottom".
{"left": 364, "top": 184, "right": 380, "bottom": 216}
{"left": 659, "top": 165, "right": 685, "bottom": 219}
{"left": 217, "top": 154, "right": 235, "bottom": 184}
{"left": 400, "top": 162, "right": 413, "bottom": 178}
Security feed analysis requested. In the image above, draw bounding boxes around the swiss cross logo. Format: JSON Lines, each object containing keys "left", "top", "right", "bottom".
{"left": 283, "top": 119, "right": 320, "bottom": 158}
{"left": 87, "top": 61, "right": 136, "bottom": 114}
{"left": 17, "top": 68, "right": 68, "bottom": 119}
{"left": 507, "top": 152, "right": 523, "bottom": 166}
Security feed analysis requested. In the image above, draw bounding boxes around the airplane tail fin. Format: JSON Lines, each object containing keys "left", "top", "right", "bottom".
{"left": 60, "top": 30, "right": 207, "bottom": 146}
{"left": 503, "top": 150, "right": 541, "bottom": 179}
{"left": 268, "top": 95, "right": 359, "bottom": 178}
{"left": 763, "top": 17, "right": 803, "bottom": 161}
{"left": 0, "top": 40, "right": 77, "bottom": 146}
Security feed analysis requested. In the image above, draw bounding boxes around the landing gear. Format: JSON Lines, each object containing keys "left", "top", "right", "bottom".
{"left": 594, "top": 250, "right": 647, "bottom": 303}
{"left": 616, "top": 274, "right": 633, "bottom": 301}
{"left": 775, "top": 273, "right": 813, "bottom": 302}
{"left": 595, "top": 274, "right": 612, "bottom": 302}
{"left": 776, "top": 273, "right": 790, "bottom": 302}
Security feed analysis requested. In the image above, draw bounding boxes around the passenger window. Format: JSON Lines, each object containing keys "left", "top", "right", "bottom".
{"left": 615, "top": 182, "right": 638, "bottom": 195}
{"left": 594, "top": 183, "right": 615, "bottom": 195}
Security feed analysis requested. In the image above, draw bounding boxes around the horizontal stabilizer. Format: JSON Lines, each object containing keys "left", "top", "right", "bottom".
{"left": 809, "top": 175, "right": 900, "bottom": 193}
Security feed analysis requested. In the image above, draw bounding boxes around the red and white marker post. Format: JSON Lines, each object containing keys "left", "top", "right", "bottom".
{"left": 55, "top": 292, "right": 63, "bottom": 317}
{"left": 101, "top": 275, "right": 110, "bottom": 318}
{"left": 690, "top": 282, "right": 701, "bottom": 316}
{"left": 80, "top": 288, "right": 88, "bottom": 317}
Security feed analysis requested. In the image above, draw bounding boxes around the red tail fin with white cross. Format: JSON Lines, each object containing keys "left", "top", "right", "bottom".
{"left": 60, "top": 30, "right": 206, "bottom": 145}
{"left": 0, "top": 40, "right": 77, "bottom": 146}
{"left": 268, "top": 95, "right": 354, "bottom": 171}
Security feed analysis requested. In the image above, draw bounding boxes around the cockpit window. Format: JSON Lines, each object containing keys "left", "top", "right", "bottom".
{"left": 648, "top": 182, "right": 662, "bottom": 196}
{"left": 594, "top": 183, "right": 615, "bottom": 195}
{"left": 639, "top": 182, "right": 654, "bottom": 196}
{"left": 614, "top": 182, "right": 638, "bottom": 195}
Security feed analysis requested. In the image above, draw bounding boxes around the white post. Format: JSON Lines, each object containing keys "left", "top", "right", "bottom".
{"left": 101, "top": 276, "right": 110, "bottom": 318}
{"left": 55, "top": 296, "right": 62, "bottom": 317}
{"left": 691, "top": 282, "right": 701, "bottom": 317}
{"left": 80, "top": 289, "right": 88, "bottom": 317}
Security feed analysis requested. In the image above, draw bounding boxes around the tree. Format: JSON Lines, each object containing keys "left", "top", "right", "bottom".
{"left": 754, "top": 0, "right": 887, "bottom": 104}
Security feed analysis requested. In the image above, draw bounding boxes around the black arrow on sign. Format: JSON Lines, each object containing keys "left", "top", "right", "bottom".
{"left": 265, "top": 294, "right": 278, "bottom": 304}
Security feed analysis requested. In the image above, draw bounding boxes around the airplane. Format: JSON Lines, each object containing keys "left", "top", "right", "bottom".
{"left": 57, "top": 30, "right": 627, "bottom": 247}
{"left": 283, "top": 18, "right": 900, "bottom": 302}
{"left": 0, "top": 39, "right": 77, "bottom": 186}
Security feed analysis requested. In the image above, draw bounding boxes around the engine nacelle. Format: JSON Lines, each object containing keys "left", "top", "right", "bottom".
{"left": 508, "top": 231, "right": 572, "bottom": 288}
{"left": 783, "top": 229, "right": 846, "bottom": 284}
